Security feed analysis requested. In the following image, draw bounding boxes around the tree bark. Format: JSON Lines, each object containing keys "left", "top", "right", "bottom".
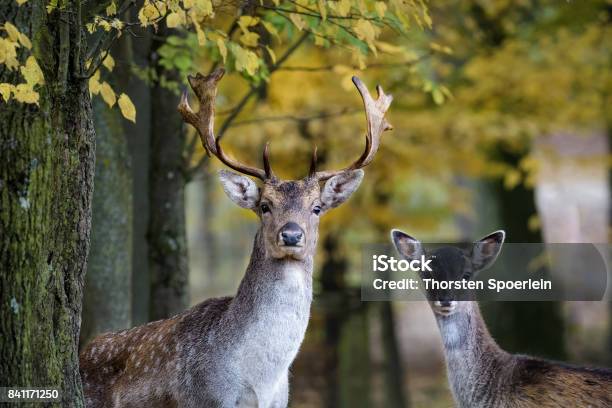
{"left": 147, "top": 29, "right": 189, "bottom": 320}
{"left": 0, "top": 1, "right": 95, "bottom": 405}
{"left": 80, "top": 98, "right": 132, "bottom": 347}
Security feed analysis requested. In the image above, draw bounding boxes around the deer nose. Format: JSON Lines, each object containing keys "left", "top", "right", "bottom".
{"left": 279, "top": 222, "right": 304, "bottom": 246}
{"left": 435, "top": 300, "right": 453, "bottom": 308}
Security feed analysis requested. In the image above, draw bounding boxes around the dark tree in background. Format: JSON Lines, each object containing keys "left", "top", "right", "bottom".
{"left": 482, "top": 148, "right": 565, "bottom": 359}
{"left": 147, "top": 26, "right": 190, "bottom": 320}
{"left": 0, "top": 0, "right": 95, "bottom": 404}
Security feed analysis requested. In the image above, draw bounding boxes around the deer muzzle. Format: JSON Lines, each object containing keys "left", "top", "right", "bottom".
{"left": 278, "top": 222, "right": 305, "bottom": 247}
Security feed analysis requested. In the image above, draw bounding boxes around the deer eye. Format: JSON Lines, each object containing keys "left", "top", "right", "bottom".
{"left": 312, "top": 205, "right": 321, "bottom": 215}
{"left": 260, "top": 203, "right": 271, "bottom": 214}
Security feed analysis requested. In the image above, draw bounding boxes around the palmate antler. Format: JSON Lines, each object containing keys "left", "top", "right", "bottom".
{"left": 177, "top": 68, "right": 393, "bottom": 182}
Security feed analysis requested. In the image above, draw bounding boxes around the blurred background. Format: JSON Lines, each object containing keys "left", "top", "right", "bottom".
{"left": 80, "top": 1, "right": 611, "bottom": 407}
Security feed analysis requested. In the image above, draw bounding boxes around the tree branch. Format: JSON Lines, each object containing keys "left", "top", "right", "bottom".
{"left": 230, "top": 107, "right": 361, "bottom": 127}
{"left": 83, "top": 0, "right": 145, "bottom": 77}
{"left": 278, "top": 53, "right": 432, "bottom": 72}
{"left": 271, "top": 9, "right": 352, "bottom": 50}
{"left": 187, "top": 32, "right": 310, "bottom": 176}
{"left": 216, "top": 31, "right": 309, "bottom": 140}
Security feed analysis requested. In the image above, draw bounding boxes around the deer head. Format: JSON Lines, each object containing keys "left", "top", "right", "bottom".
{"left": 391, "top": 230, "right": 505, "bottom": 316}
{"left": 179, "top": 69, "right": 393, "bottom": 261}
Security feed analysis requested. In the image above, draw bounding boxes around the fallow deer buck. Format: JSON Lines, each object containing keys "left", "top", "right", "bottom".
{"left": 79, "top": 68, "right": 393, "bottom": 407}
{"left": 391, "top": 229, "right": 612, "bottom": 408}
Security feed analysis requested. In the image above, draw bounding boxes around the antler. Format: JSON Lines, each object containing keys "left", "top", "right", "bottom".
{"left": 310, "top": 76, "right": 393, "bottom": 181}
{"left": 178, "top": 68, "right": 274, "bottom": 180}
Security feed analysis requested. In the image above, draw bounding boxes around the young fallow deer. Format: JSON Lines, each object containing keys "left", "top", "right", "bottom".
{"left": 391, "top": 229, "right": 612, "bottom": 408}
{"left": 79, "top": 68, "right": 393, "bottom": 407}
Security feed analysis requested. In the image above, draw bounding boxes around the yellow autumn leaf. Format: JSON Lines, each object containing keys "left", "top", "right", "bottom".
{"left": 240, "top": 32, "right": 259, "bottom": 47}
{"left": 317, "top": 0, "right": 326, "bottom": 21}
{"left": 375, "top": 2, "right": 387, "bottom": 18}
{"left": 0, "top": 83, "right": 13, "bottom": 102}
{"left": 238, "top": 16, "right": 259, "bottom": 33}
{"left": 97, "top": 19, "right": 112, "bottom": 32}
{"left": 261, "top": 21, "right": 279, "bottom": 42}
{"left": 0, "top": 38, "right": 20, "bottom": 70}
{"left": 375, "top": 41, "right": 403, "bottom": 54}
{"left": 195, "top": 24, "right": 206, "bottom": 45}
{"left": 193, "top": 0, "right": 213, "bottom": 18}
{"left": 4, "top": 23, "right": 20, "bottom": 43}
{"left": 354, "top": 19, "right": 379, "bottom": 54}
{"left": 288, "top": 13, "right": 305, "bottom": 31}
{"left": 16, "top": 0, "right": 29, "bottom": 5}
{"left": 13, "top": 83, "right": 39, "bottom": 104}
{"left": 503, "top": 169, "right": 522, "bottom": 190}
{"left": 423, "top": 9, "right": 433, "bottom": 28}
{"left": 139, "top": 2, "right": 159, "bottom": 26}
{"left": 183, "top": 0, "right": 193, "bottom": 9}
{"left": 527, "top": 214, "right": 541, "bottom": 232}
{"left": 432, "top": 88, "right": 444, "bottom": 105}
{"left": 102, "top": 54, "right": 115, "bottom": 71}
{"left": 99, "top": 81, "right": 116, "bottom": 107}
{"left": 230, "top": 44, "right": 259, "bottom": 76}
{"left": 334, "top": 0, "right": 351, "bottom": 17}
{"left": 18, "top": 33, "right": 31, "bottom": 49}
{"left": 20, "top": 56, "right": 44, "bottom": 86}
{"left": 118, "top": 93, "right": 136, "bottom": 123}
{"left": 166, "top": 12, "right": 183, "bottom": 28}
{"left": 106, "top": 1, "right": 117, "bottom": 16}
{"left": 216, "top": 38, "right": 227, "bottom": 63}
{"left": 88, "top": 70, "right": 101, "bottom": 95}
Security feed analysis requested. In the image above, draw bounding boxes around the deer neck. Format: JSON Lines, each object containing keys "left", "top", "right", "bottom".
{"left": 229, "top": 228, "right": 314, "bottom": 343}
{"left": 436, "top": 302, "right": 512, "bottom": 407}
{"left": 236, "top": 229, "right": 314, "bottom": 301}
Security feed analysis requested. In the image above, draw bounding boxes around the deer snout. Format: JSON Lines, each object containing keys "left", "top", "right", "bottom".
{"left": 279, "top": 222, "right": 304, "bottom": 247}
{"left": 432, "top": 300, "right": 458, "bottom": 316}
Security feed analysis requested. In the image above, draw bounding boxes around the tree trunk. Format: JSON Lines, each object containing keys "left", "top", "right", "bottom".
{"left": 147, "top": 30, "right": 189, "bottom": 320}
{"left": 80, "top": 98, "right": 132, "bottom": 347}
{"left": 481, "top": 149, "right": 566, "bottom": 360}
{"left": 0, "top": 1, "right": 95, "bottom": 405}
{"left": 371, "top": 182, "right": 409, "bottom": 408}
{"left": 338, "top": 305, "right": 372, "bottom": 408}
{"left": 202, "top": 162, "right": 220, "bottom": 289}
{"left": 121, "top": 25, "right": 153, "bottom": 326}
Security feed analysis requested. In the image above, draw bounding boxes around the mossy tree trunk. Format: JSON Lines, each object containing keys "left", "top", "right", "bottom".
{"left": 147, "top": 28, "right": 189, "bottom": 320}
{"left": 0, "top": 1, "right": 95, "bottom": 406}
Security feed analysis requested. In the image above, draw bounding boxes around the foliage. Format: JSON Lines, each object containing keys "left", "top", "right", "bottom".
{"left": 2, "top": 0, "right": 432, "bottom": 121}
{"left": 194, "top": 1, "right": 609, "bottom": 273}
{"left": 0, "top": 21, "right": 43, "bottom": 104}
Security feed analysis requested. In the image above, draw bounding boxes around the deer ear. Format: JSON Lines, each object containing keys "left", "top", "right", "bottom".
{"left": 391, "top": 229, "right": 424, "bottom": 260}
{"left": 218, "top": 170, "right": 260, "bottom": 209}
{"left": 320, "top": 170, "right": 364, "bottom": 211}
{"left": 472, "top": 230, "right": 505, "bottom": 272}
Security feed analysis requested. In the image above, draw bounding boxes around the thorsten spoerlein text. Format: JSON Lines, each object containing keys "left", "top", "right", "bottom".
{"left": 372, "top": 278, "right": 552, "bottom": 293}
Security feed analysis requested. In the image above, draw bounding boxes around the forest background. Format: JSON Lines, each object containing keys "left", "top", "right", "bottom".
{"left": 0, "top": 0, "right": 610, "bottom": 406}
